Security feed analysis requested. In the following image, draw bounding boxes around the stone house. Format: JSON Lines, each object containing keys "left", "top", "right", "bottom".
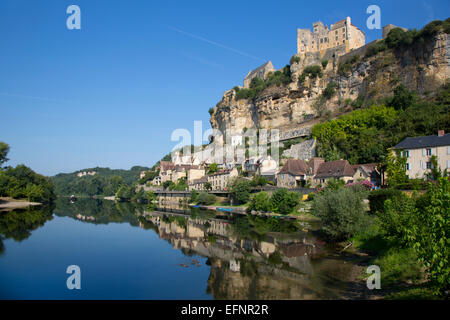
{"left": 277, "top": 159, "right": 310, "bottom": 188}
{"left": 243, "top": 61, "right": 275, "bottom": 88}
{"left": 257, "top": 155, "right": 279, "bottom": 181}
{"left": 392, "top": 130, "right": 450, "bottom": 179}
{"left": 313, "top": 160, "right": 356, "bottom": 186}
{"left": 351, "top": 163, "right": 381, "bottom": 186}
{"left": 208, "top": 168, "right": 239, "bottom": 191}
{"left": 189, "top": 176, "right": 209, "bottom": 191}
{"left": 186, "top": 166, "right": 206, "bottom": 184}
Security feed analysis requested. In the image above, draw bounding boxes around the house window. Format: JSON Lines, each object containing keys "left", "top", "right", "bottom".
{"left": 447, "top": 146, "right": 450, "bottom": 155}
{"left": 447, "top": 160, "right": 450, "bottom": 169}
{"left": 404, "top": 150, "right": 410, "bottom": 158}
{"left": 406, "top": 163, "right": 410, "bottom": 171}
{"left": 426, "top": 148, "right": 432, "bottom": 156}
{"left": 426, "top": 162, "right": 432, "bottom": 169}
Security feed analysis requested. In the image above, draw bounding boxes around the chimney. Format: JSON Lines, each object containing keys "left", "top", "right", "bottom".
{"left": 438, "top": 130, "right": 445, "bottom": 137}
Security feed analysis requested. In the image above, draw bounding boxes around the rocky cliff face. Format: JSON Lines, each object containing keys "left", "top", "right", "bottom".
{"left": 210, "top": 32, "right": 449, "bottom": 134}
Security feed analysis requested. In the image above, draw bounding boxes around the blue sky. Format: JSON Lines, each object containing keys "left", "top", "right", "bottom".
{"left": 1, "top": 0, "right": 448, "bottom": 176}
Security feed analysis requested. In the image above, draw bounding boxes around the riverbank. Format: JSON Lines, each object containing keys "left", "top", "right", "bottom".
{"left": 0, "top": 197, "right": 42, "bottom": 211}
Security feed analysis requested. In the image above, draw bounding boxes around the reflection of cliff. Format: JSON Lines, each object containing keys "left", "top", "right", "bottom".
{"left": 140, "top": 210, "right": 352, "bottom": 299}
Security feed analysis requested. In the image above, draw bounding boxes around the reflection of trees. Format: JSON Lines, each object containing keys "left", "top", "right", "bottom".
{"left": 0, "top": 205, "right": 54, "bottom": 242}
{"left": 53, "top": 198, "right": 143, "bottom": 226}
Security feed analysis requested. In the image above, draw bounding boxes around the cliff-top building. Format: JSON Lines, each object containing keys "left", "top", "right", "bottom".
{"left": 297, "top": 17, "right": 365, "bottom": 56}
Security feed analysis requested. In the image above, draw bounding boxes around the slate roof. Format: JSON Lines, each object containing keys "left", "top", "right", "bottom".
{"left": 393, "top": 134, "right": 450, "bottom": 149}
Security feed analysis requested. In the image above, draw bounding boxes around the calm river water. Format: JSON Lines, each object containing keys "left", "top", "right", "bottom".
{"left": 0, "top": 198, "right": 354, "bottom": 299}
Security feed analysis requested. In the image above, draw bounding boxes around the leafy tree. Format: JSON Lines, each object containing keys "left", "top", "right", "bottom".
{"left": 250, "top": 175, "right": 269, "bottom": 187}
{"left": 389, "top": 85, "right": 415, "bottom": 111}
{"left": 230, "top": 178, "right": 252, "bottom": 204}
{"left": 426, "top": 155, "right": 446, "bottom": 181}
{"left": 385, "top": 150, "right": 408, "bottom": 187}
{"left": 208, "top": 163, "right": 218, "bottom": 174}
{"left": 0, "top": 142, "right": 10, "bottom": 165}
{"left": 163, "top": 181, "right": 174, "bottom": 190}
{"left": 204, "top": 182, "right": 212, "bottom": 191}
{"left": 270, "top": 188, "right": 300, "bottom": 214}
{"left": 325, "top": 178, "right": 345, "bottom": 190}
{"left": 116, "top": 185, "right": 133, "bottom": 201}
{"left": 248, "top": 192, "right": 272, "bottom": 212}
{"left": 190, "top": 190, "right": 199, "bottom": 203}
{"left": 312, "top": 187, "right": 370, "bottom": 241}
{"left": 406, "top": 178, "right": 449, "bottom": 295}
{"left": 0, "top": 164, "right": 55, "bottom": 203}
{"left": 197, "top": 192, "right": 216, "bottom": 205}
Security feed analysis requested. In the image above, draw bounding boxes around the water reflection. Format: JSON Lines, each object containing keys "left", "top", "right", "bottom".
{"left": 0, "top": 205, "right": 54, "bottom": 255}
{"left": 138, "top": 207, "right": 352, "bottom": 299}
{"left": 0, "top": 199, "right": 353, "bottom": 299}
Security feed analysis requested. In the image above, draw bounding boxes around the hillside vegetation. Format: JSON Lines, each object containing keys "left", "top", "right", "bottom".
{"left": 51, "top": 166, "right": 149, "bottom": 196}
{"left": 312, "top": 83, "right": 450, "bottom": 164}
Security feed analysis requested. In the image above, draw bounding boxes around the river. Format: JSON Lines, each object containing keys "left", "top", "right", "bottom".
{"left": 0, "top": 198, "right": 356, "bottom": 299}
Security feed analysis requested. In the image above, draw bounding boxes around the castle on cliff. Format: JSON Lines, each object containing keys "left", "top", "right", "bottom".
{"left": 297, "top": 16, "right": 365, "bottom": 55}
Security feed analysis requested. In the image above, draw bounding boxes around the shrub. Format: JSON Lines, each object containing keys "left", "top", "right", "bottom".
{"left": 197, "top": 192, "right": 216, "bottom": 205}
{"left": 248, "top": 192, "right": 272, "bottom": 212}
{"left": 190, "top": 190, "right": 198, "bottom": 203}
{"left": 208, "top": 107, "right": 214, "bottom": 116}
{"left": 250, "top": 175, "right": 269, "bottom": 187}
{"left": 368, "top": 188, "right": 403, "bottom": 214}
{"left": 312, "top": 187, "right": 370, "bottom": 241}
{"left": 322, "top": 81, "right": 338, "bottom": 100}
{"left": 290, "top": 55, "right": 301, "bottom": 65}
{"left": 270, "top": 188, "right": 300, "bottom": 214}
{"left": 365, "top": 40, "right": 387, "bottom": 57}
{"left": 338, "top": 54, "right": 360, "bottom": 76}
{"left": 230, "top": 178, "right": 252, "bottom": 204}
{"left": 321, "top": 59, "right": 328, "bottom": 69}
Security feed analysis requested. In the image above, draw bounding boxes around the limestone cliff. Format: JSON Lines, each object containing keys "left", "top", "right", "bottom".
{"left": 210, "top": 31, "right": 449, "bottom": 135}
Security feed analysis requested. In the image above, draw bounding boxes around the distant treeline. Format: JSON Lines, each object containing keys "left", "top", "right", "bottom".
{"left": 51, "top": 166, "right": 149, "bottom": 196}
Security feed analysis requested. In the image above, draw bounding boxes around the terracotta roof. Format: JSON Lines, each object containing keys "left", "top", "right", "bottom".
{"left": 315, "top": 160, "right": 355, "bottom": 179}
{"left": 279, "top": 159, "right": 309, "bottom": 176}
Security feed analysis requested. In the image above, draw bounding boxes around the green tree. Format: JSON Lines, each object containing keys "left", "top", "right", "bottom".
{"left": 270, "top": 188, "right": 300, "bottom": 214}
{"left": 230, "top": 179, "right": 252, "bottom": 204}
{"left": 116, "top": 185, "right": 133, "bottom": 201}
{"left": 248, "top": 192, "right": 272, "bottom": 212}
{"left": 197, "top": 192, "right": 216, "bottom": 205}
{"left": 407, "top": 178, "right": 449, "bottom": 296}
{"left": 385, "top": 149, "right": 408, "bottom": 187}
{"left": 312, "top": 187, "right": 370, "bottom": 241}
{"left": 190, "top": 190, "right": 199, "bottom": 203}
{"left": 0, "top": 142, "right": 10, "bottom": 166}
{"left": 208, "top": 163, "right": 218, "bottom": 174}
{"left": 250, "top": 175, "right": 269, "bottom": 187}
